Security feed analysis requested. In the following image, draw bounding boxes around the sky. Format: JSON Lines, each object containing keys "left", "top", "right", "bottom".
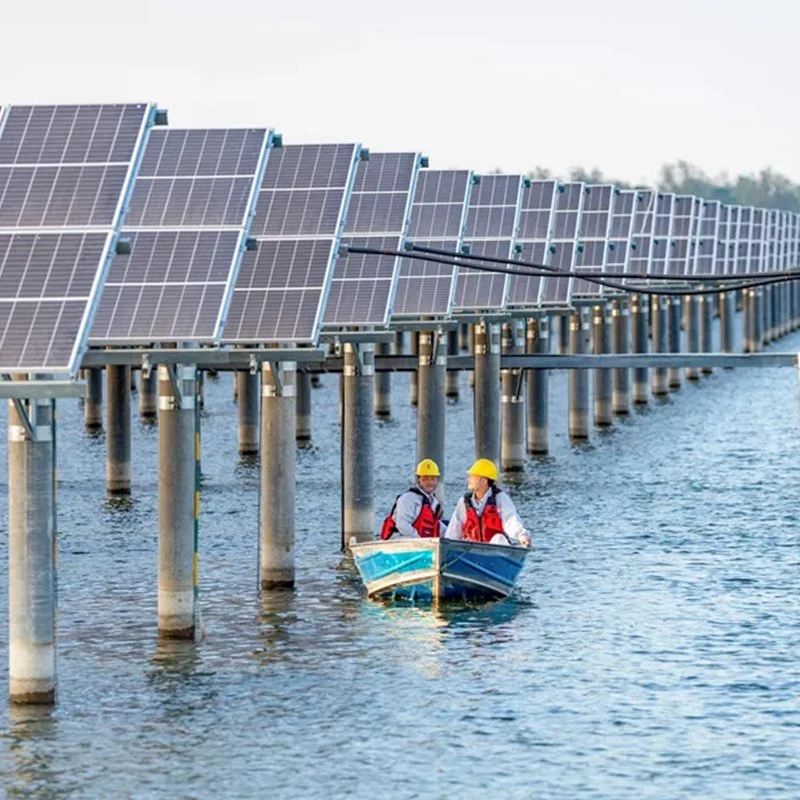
{"left": 2, "top": 0, "right": 798, "bottom": 186}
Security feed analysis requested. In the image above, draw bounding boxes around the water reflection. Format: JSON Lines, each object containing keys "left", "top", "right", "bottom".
{"left": 2, "top": 705, "right": 63, "bottom": 800}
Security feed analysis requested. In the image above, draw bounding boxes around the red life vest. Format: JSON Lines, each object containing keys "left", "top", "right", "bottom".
{"left": 462, "top": 487, "right": 507, "bottom": 543}
{"left": 380, "top": 487, "right": 442, "bottom": 540}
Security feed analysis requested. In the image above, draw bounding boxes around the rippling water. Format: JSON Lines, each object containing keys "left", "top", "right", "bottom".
{"left": 1, "top": 327, "right": 799, "bottom": 799}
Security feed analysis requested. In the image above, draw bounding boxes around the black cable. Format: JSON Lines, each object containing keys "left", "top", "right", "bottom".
{"left": 342, "top": 244, "right": 800, "bottom": 298}
{"left": 410, "top": 243, "right": 800, "bottom": 285}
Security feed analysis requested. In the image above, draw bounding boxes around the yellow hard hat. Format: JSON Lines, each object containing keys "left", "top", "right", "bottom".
{"left": 467, "top": 458, "right": 498, "bottom": 481}
{"left": 416, "top": 458, "right": 440, "bottom": 477}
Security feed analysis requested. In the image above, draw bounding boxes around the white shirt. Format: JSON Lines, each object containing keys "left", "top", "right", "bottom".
{"left": 444, "top": 488, "right": 528, "bottom": 544}
{"left": 391, "top": 488, "right": 447, "bottom": 538}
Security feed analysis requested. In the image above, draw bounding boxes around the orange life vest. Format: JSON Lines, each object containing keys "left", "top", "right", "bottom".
{"left": 462, "top": 487, "right": 507, "bottom": 543}
{"left": 380, "top": 487, "right": 442, "bottom": 540}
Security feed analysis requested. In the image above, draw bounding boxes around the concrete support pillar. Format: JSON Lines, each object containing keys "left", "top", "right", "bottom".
{"left": 458, "top": 323, "right": 469, "bottom": 353}
{"left": 611, "top": 300, "right": 630, "bottom": 415}
{"left": 667, "top": 296, "right": 682, "bottom": 390}
{"left": 296, "top": 371, "right": 312, "bottom": 442}
{"left": 374, "top": 341, "right": 392, "bottom": 418}
{"left": 106, "top": 364, "right": 131, "bottom": 495}
{"left": 526, "top": 317, "right": 549, "bottom": 455}
{"left": 593, "top": 304, "right": 613, "bottom": 427}
{"left": 84, "top": 368, "right": 103, "bottom": 432}
{"left": 445, "top": 328, "right": 460, "bottom": 399}
{"left": 8, "top": 395, "right": 56, "bottom": 704}
{"left": 473, "top": 321, "right": 501, "bottom": 464}
{"left": 260, "top": 361, "right": 297, "bottom": 586}
{"left": 501, "top": 320, "right": 526, "bottom": 470}
{"left": 568, "top": 309, "right": 589, "bottom": 440}
{"left": 685, "top": 296, "right": 700, "bottom": 381}
{"left": 237, "top": 370, "right": 260, "bottom": 456}
{"left": 754, "top": 288, "right": 764, "bottom": 352}
{"left": 139, "top": 367, "right": 157, "bottom": 422}
{"left": 699, "top": 295, "right": 713, "bottom": 375}
{"left": 631, "top": 294, "right": 649, "bottom": 404}
{"left": 157, "top": 365, "right": 197, "bottom": 639}
{"left": 720, "top": 292, "right": 735, "bottom": 356}
{"left": 417, "top": 331, "right": 447, "bottom": 490}
{"left": 742, "top": 289, "right": 754, "bottom": 353}
{"left": 342, "top": 343, "right": 374, "bottom": 548}
{"left": 651, "top": 296, "right": 668, "bottom": 396}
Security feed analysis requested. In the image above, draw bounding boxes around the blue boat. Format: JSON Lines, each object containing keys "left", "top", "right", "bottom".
{"left": 349, "top": 537, "right": 530, "bottom": 603}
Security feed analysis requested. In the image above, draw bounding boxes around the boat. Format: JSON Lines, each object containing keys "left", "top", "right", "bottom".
{"left": 349, "top": 536, "right": 530, "bottom": 603}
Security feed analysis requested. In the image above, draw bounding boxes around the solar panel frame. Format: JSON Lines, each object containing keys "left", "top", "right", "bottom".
{"left": 628, "top": 189, "right": 656, "bottom": 279}
{"left": 606, "top": 189, "right": 638, "bottom": 280}
{"left": 224, "top": 142, "right": 363, "bottom": 345}
{"left": 750, "top": 207, "right": 766, "bottom": 275}
{"left": 91, "top": 127, "right": 273, "bottom": 345}
{"left": 392, "top": 168, "right": 474, "bottom": 319}
{"left": 735, "top": 206, "right": 754, "bottom": 275}
{"left": 0, "top": 103, "right": 157, "bottom": 375}
{"left": 454, "top": 174, "right": 527, "bottom": 313}
{"left": 322, "top": 151, "right": 422, "bottom": 329}
{"left": 649, "top": 193, "right": 675, "bottom": 278}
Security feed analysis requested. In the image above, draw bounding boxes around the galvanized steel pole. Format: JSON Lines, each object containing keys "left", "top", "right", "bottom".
{"left": 261, "top": 361, "right": 297, "bottom": 586}
{"left": 8, "top": 395, "right": 56, "bottom": 704}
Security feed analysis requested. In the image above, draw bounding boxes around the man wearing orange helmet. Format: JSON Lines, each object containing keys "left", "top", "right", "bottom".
{"left": 445, "top": 458, "right": 530, "bottom": 547}
{"left": 379, "top": 459, "right": 447, "bottom": 540}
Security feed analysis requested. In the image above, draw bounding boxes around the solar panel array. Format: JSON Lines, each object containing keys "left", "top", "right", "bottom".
{"left": 455, "top": 174, "right": 526, "bottom": 312}
{"left": 92, "top": 127, "right": 272, "bottom": 344}
{"left": 393, "top": 169, "right": 473, "bottom": 318}
{"left": 0, "top": 103, "right": 155, "bottom": 374}
{"left": 225, "top": 142, "right": 361, "bottom": 344}
{"left": 323, "top": 151, "right": 421, "bottom": 328}
{"left": 506, "top": 180, "right": 558, "bottom": 309}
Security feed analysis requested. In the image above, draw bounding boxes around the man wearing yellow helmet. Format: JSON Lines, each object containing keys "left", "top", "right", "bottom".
{"left": 444, "top": 458, "right": 530, "bottom": 547}
{"left": 379, "top": 459, "right": 447, "bottom": 540}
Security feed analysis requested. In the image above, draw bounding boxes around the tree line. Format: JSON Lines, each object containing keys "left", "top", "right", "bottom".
{"left": 512, "top": 161, "right": 800, "bottom": 212}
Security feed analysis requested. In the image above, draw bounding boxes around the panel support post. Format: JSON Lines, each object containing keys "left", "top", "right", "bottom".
{"left": 568, "top": 309, "right": 589, "bottom": 440}
{"left": 139, "top": 367, "right": 157, "bottom": 421}
{"left": 8, "top": 395, "right": 56, "bottom": 704}
{"left": 417, "top": 331, "right": 447, "bottom": 495}
{"left": 237, "top": 370, "right": 260, "bottom": 456}
{"left": 296, "top": 371, "right": 312, "bottom": 442}
{"left": 611, "top": 300, "right": 630, "bottom": 415}
{"left": 158, "top": 365, "right": 197, "bottom": 639}
{"left": 261, "top": 361, "right": 297, "bottom": 587}
{"left": 526, "top": 316, "right": 549, "bottom": 455}
{"left": 374, "top": 341, "right": 392, "bottom": 418}
{"left": 667, "top": 296, "right": 682, "bottom": 390}
{"left": 651, "top": 296, "right": 669, "bottom": 395}
{"left": 106, "top": 364, "right": 131, "bottom": 494}
{"left": 631, "top": 294, "right": 650, "bottom": 403}
{"left": 699, "top": 294, "right": 713, "bottom": 375}
{"left": 593, "top": 304, "right": 613, "bottom": 426}
{"left": 84, "top": 368, "right": 103, "bottom": 432}
{"left": 474, "top": 321, "right": 501, "bottom": 464}
{"left": 501, "top": 320, "right": 526, "bottom": 470}
{"left": 342, "top": 343, "right": 374, "bottom": 549}
{"left": 445, "top": 328, "right": 460, "bottom": 399}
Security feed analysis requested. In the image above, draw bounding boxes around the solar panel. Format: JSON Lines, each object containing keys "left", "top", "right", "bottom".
{"left": 650, "top": 193, "right": 675, "bottom": 277}
{"left": 91, "top": 128, "right": 272, "bottom": 344}
{"left": 572, "top": 184, "right": 615, "bottom": 298}
{"left": 455, "top": 174, "right": 527, "bottom": 312}
{"left": 0, "top": 103, "right": 156, "bottom": 374}
{"left": 735, "top": 207, "right": 753, "bottom": 275}
{"left": 628, "top": 189, "right": 655, "bottom": 277}
{"left": 323, "top": 151, "right": 421, "bottom": 328}
{"left": 393, "top": 169, "right": 473, "bottom": 318}
{"left": 749, "top": 208, "right": 766, "bottom": 274}
{"left": 224, "top": 143, "right": 361, "bottom": 344}
{"left": 505, "top": 179, "right": 557, "bottom": 308}
{"left": 537, "top": 182, "right": 586, "bottom": 305}
{"left": 695, "top": 200, "right": 721, "bottom": 275}
{"left": 607, "top": 189, "right": 638, "bottom": 277}
{"left": 665, "top": 195, "right": 700, "bottom": 277}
